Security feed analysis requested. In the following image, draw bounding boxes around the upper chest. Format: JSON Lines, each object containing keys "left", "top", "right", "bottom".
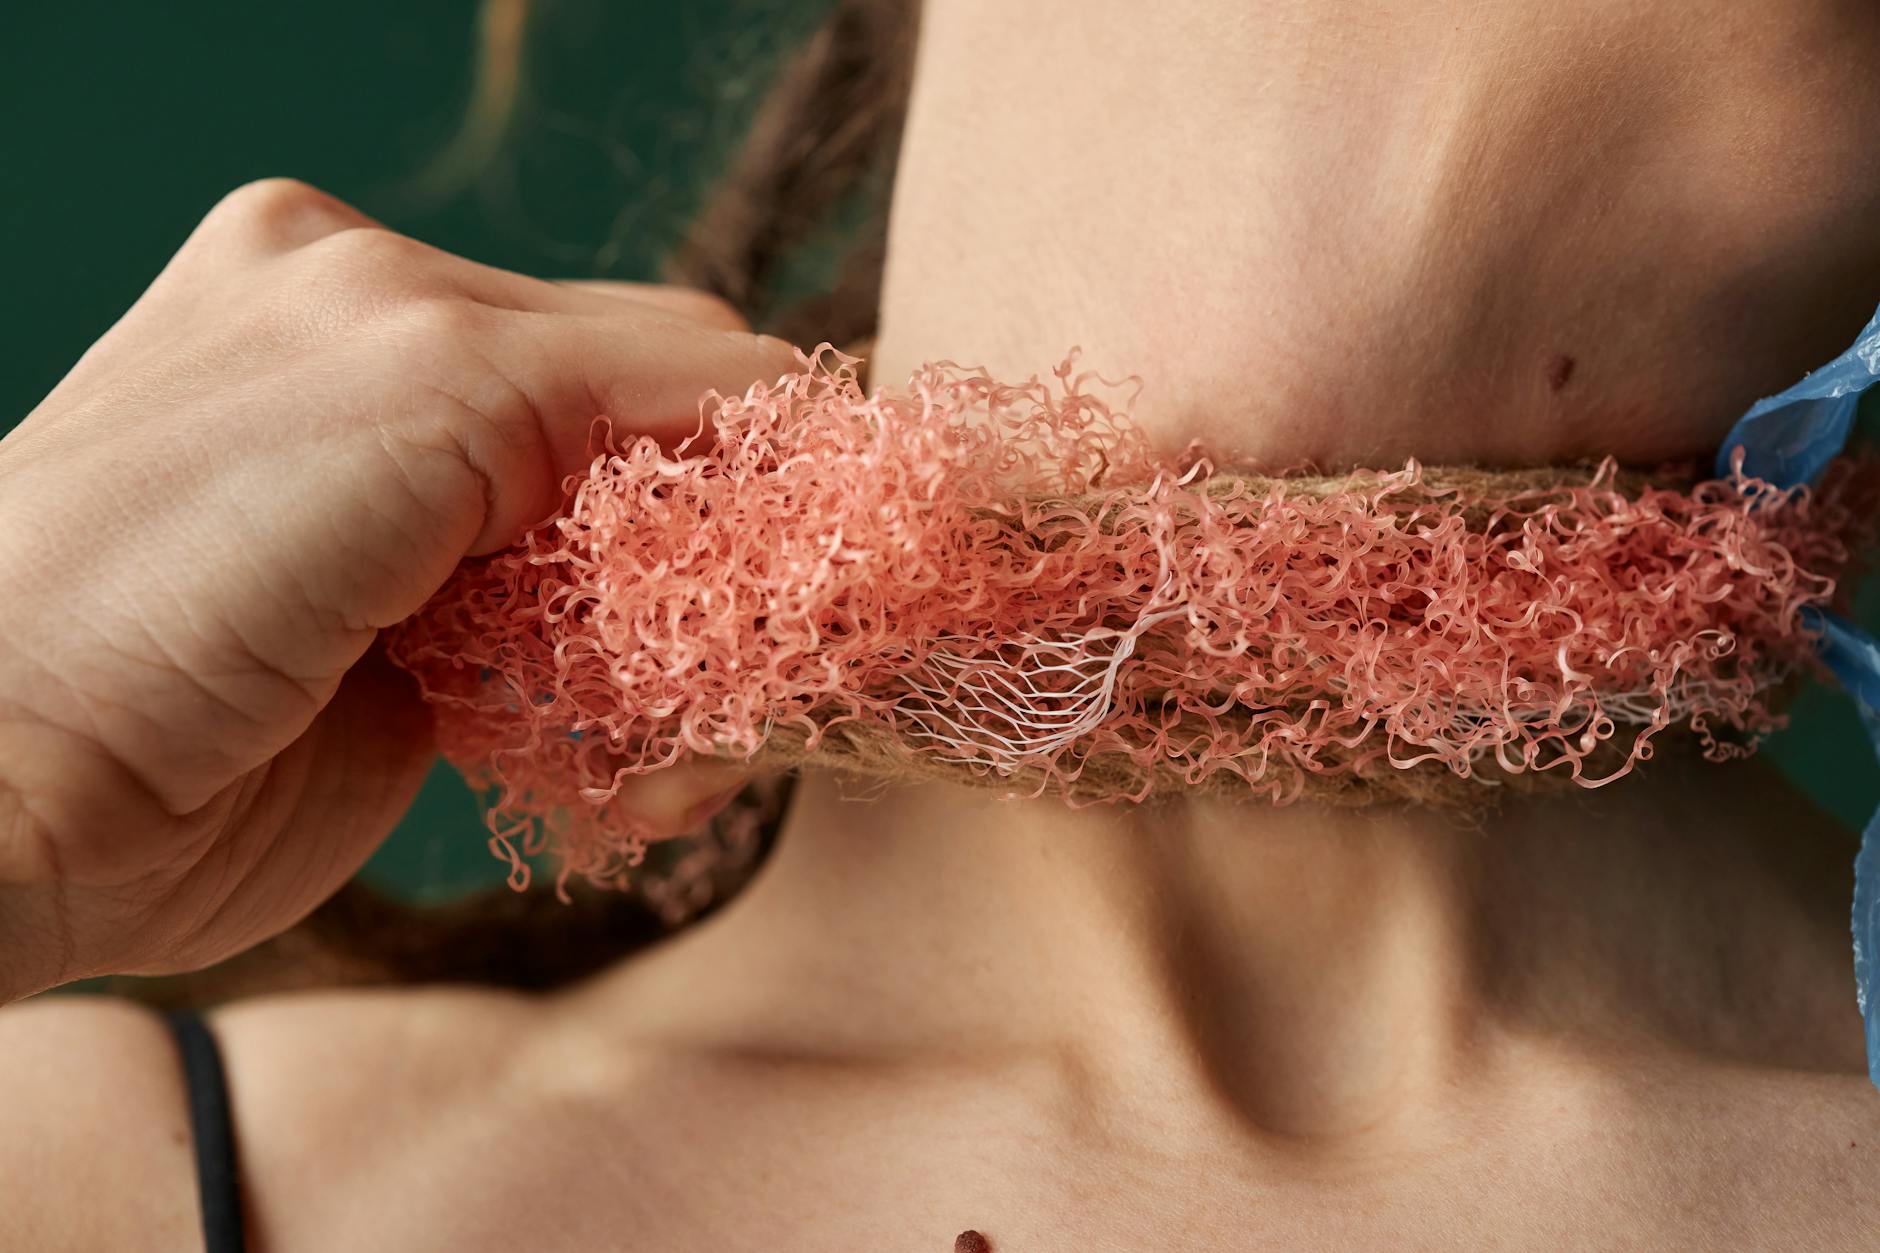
{"left": 241, "top": 1042, "right": 1880, "bottom": 1253}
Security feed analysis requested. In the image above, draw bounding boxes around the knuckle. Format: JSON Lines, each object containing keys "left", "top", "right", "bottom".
{"left": 204, "top": 178, "right": 356, "bottom": 248}
{"left": 285, "top": 229, "right": 439, "bottom": 321}
{"left": 392, "top": 293, "right": 492, "bottom": 346}
{"left": 304, "top": 224, "right": 422, "bottom": 274}
{"left": 214, "top": 176, "right": 324, "bottom": 217}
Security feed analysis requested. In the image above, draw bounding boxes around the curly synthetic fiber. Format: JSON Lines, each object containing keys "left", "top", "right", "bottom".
{"left": 386, "top": 350, "right": 1871, "bottom": 890}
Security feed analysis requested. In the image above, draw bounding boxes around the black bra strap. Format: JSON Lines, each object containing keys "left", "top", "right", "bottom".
{"left": 165, "top": 1010, "right": 247, "bottom": 1253}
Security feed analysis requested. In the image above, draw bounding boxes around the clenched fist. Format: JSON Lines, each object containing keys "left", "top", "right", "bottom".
{"left": 0, "top": 180, "right": 783, "bottom": 1000}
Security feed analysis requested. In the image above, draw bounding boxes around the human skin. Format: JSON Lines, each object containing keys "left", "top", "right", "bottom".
{"left": 0, "top": 184, "right": 779, "bottom": 1002}
{"left": 5, "top": 2, "right": 1880, "bottom": 1250}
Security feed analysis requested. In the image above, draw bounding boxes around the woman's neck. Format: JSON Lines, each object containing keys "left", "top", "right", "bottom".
{"left": 869, "top": 0, "right": 1880, "bottom": 471}
{"left": 581, "top": 0, "right": 1877, "bottom": 1142}
{"left": 591, "top": 758, "right": 1861, "bottom": 1141}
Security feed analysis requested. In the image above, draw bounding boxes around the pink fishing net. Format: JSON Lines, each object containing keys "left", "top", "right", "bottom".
{"left": 385, "top": 350, "right": 1873, "bottom": 891}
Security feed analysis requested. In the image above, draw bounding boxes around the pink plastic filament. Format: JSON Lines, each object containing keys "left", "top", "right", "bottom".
{"left": 385, "top": 350, "right": 1873, "bottom": 891}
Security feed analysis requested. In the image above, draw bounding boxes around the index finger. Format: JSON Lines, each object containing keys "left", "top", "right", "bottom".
{"left": 446, "top": 307, "right": 803, "bottom": 553}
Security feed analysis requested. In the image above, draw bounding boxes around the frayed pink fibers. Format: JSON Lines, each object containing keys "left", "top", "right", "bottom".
{"left": 385, "top": 350, "right": 1870, "bottom": 890}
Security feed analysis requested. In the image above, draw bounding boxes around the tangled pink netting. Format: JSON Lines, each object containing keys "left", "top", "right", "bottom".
{"left": 385, "top": 348, "right": 1872, "bottom": 892}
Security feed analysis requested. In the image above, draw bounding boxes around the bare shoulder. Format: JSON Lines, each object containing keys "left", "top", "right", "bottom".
{"left": 209, "top": 978, "right": 538, "bottom": 1104}
{"left": 207, "top": 981, "right": 541, "bottom": 1214}
{"left": 0, "top": 996, "right": 201, "bottom": 1252}
{"left": 0, "top": 982, "right": 545, "bottom": 1253}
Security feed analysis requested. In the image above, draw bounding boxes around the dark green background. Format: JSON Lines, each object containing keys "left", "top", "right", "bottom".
{"left": 2, "top": 1, "right": 823, "bottom": 900}
{"left": 5, "top": 3, "right": 1877, "bottom": 906}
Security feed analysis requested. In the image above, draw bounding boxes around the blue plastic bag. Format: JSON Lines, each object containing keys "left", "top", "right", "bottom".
{"left": 1716, "top": 304, "right": 1880, "bottom": 1087}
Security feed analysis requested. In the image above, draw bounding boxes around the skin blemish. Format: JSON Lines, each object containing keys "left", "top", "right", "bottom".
{"left": 955, "top": 1232, "right": 993, "bottom": 1253}
{"left": 1547, "top": 353, "right": 1577, "bottom": 392}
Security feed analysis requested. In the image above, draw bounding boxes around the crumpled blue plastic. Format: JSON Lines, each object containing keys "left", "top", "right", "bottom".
{"left": 1716, "top": 303, "right": 1880, "bottom": 1088}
